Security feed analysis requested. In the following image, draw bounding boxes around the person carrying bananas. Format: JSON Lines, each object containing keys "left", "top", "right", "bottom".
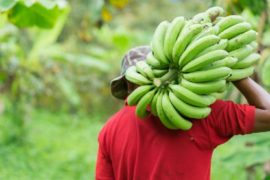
{"left": 95, "top": 46, "right": 270, "bottom": 180}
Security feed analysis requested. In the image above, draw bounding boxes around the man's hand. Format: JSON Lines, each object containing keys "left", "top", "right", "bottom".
{"left": 233, "top": 78, "right": 270, "bottom": 132}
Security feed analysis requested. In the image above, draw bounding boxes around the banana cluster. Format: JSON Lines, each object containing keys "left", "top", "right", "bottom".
{"left": 215, "top": 15, "right": 259, "bottom": 81}
{"left": 125, "top": 6, "right": 260, "bottom": 130}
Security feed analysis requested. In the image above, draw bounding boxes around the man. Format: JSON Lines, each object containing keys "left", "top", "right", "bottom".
{"left": 95, "top": 46, "right": 270, "bottom": 180}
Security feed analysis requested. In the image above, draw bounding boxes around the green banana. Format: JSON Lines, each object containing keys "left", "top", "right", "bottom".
{"left": 172, "top": 23, "right": 203, "bottom": 63}
{"left": 150, "top": 89, "right": 160, "bottom": 116}
{"left": 211, "top": 91, "right": 225, "bottom": 99}
{"left": 213, "top": 16, "right": 222, "bottom": 24}
{"left": 206, "top": 56, "right": 238, "bottom": 69}
{"left": 206, "top": 6, "right": 225, "bottom": 22}
{"left": 194, "top": 25, "right": 219, "bottom": 41}
{"left": 182, "top": 67, "right": 232, "bottom": 83}
{"left": 226, "top": 30, "right": 257, "bottom": 51}
{"left": 216, "top": 15, "right": 244, "bottom": 33}
{"left": 136, "top": 88, "right": 157, "bottom": 118}
{"left": 217, "top": 56, "right": 238, "bottom": 67}
{"left": 164, "top": 16, "right": 185, "bottom": 60}
{"left": 192, "top": 12, "right": 211, "bottom": 24}
{"left": 162, "top": 91, "right": 192, "bottom": 130}
{"left": 146, "top": 52, "right": 168, "bottom": 69}
{"left": 152, "top": 69, "right": 168, "bottom": 77}
{"left": 127, "top": 85, "right": 154, "bottom": 106}
{"left": 220, "top": 82, "right": 229, "bottom": 94}
{"left": 232, "top": 53, "right": 260, "bottom": 69}
{"left": 227, "top": 66, "right": 255, "bottom": 81}
{"left": 250, "top": 41, "right": 258, "bottom": 51}
{"left": 218, "top": 22, "right": 251, "bottom": 40}
{"left": 217, "top": 81, "right": 228, "bottom": 93}
{"left": 151, "top": 21, "right": 170, "bottom": 64}
{"left": 229, "top": 44, "right": 254, "bottom": 60}
{"left": 198, "top": 39, "right": 228, "bottom": 56}
{"left": 181, "top": 78, "right": 226, "bottom": 95}
{"left": 136, "top": 61, "right": 155, "bottom": 80}
{"left": 169, "top": 91, "right": 211, "bottom": 119}
{"left": 156, "top": 90, "right": 177, "bottom": 129}
{"left": 125, "top": 66, "right": 152, "bottom": 85}
{"left": 169, "top": 84, "right": 216, "bottom": 107}
{"left": 159, "top": 69, "right": 178, "bottom": 84}
{"left": 182, "top": 49, "right": 228, "bottom": 72}
{"left": 179, "top": 35, "right": 220, "bottom": 67}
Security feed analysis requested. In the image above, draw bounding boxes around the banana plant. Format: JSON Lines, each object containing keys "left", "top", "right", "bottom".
{"left": 0, "top": 0, "right": 71, "bottom": 144}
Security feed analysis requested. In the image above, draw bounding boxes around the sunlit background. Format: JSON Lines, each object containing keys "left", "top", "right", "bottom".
{"left": 0, "top": 0, "right": 270, "bottom": 179}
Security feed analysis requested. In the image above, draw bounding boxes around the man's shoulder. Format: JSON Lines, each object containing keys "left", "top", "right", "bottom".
{"left": 210, "top": 99, "right": 233, "bottom": 108}
{"left": 107, "top": 105, "right": 136, "bottom": 125}
{"left": 210, "top": 99, "right": 254, "bottom": 117}
{"left": 209, "top": 99, "right": 237, "bottom": 115}
{"left": 98, "top": 105, "right": 136, "bottom": 138}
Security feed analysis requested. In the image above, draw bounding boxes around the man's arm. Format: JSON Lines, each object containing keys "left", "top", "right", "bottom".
{"left": 95, "top": 144, "right": 114, "bottom": 180}
{"left": 96, "top": 129, "right": 114, "bottom": 180}
{"left": 233, "top": 78, "right": 270, "bottom": 132}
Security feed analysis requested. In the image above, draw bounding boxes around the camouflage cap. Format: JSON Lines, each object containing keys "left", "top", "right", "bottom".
{"left": 110, "top": 46, "right": 151, "bottom": 100}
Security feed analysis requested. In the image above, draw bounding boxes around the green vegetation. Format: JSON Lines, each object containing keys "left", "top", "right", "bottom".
{"left": 0, "top": 0, "right": 270, "bottom": 179}
{"left": 0, "top": 110, "right": 104, "bottom": 180}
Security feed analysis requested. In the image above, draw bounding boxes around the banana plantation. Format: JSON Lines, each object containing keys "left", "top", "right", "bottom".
{"left": 0, "top": 0, "right": 270, "bottom": 179}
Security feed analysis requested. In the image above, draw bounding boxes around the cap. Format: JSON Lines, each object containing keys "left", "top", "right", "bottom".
{"left": 110, "top": 46, "right": 151, "bottom": 99}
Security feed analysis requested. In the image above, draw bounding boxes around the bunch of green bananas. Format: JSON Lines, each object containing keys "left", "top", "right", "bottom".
{"left": 125, "top": 6, "right": 260, "bottom": 130}
{"left": 215, "top": 15, "right": 259, "bottom": 81}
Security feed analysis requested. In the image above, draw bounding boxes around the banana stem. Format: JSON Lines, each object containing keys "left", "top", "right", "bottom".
{"left": 160, "top": 69, "right": 178, "bottom": 85}
{"left": 153, "top": 78, "right": 162, "bottom": 87}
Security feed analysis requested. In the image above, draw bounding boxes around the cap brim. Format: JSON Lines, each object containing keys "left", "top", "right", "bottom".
{"left": 110, "top": 75, "right": 128, "bottom": 100}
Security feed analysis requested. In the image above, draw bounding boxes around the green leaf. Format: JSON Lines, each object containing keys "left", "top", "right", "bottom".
{"left": 0, "top": 0, "right": 18, "bottom": 12}
{"left": 226, "top": 0, "right": 267, "bottom": 17}
{"left": 237, "top": 0, "right": 267, "bottom": 15}
{"left": 28, "top": 5, "right": 70, "bottom": 60}
{"left": 7, "top": 1, "right": 68, "bottom": 29}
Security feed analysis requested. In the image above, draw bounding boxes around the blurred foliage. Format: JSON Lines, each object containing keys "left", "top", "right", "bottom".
{"left": 224, "top": 0, "right": 268, "bottom": 16}
{"left": 0, "top": 0, "right": 68, "bottom": 28}
{"left": 0, "top": 110, "right": 103, "bottom": 179}
{"left": 213, "top": 132, "right": 270, "bottom": 180}
{"left": 0, "top": 0, "right": 270, "bottom": 179}
{"left": 0, "top": 0, "right": 71, "bottom": 144}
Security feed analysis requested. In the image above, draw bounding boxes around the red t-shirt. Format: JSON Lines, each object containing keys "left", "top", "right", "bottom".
{"left": 96, "top": 100, "right": 255, "bottom": 180}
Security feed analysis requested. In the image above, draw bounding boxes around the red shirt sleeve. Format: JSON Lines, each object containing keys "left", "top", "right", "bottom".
{"left": 207, "top": 100, "right": 255, "bottom": 148}
{"left": 95, "top": 128, "right": 114, "bottom": 180}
